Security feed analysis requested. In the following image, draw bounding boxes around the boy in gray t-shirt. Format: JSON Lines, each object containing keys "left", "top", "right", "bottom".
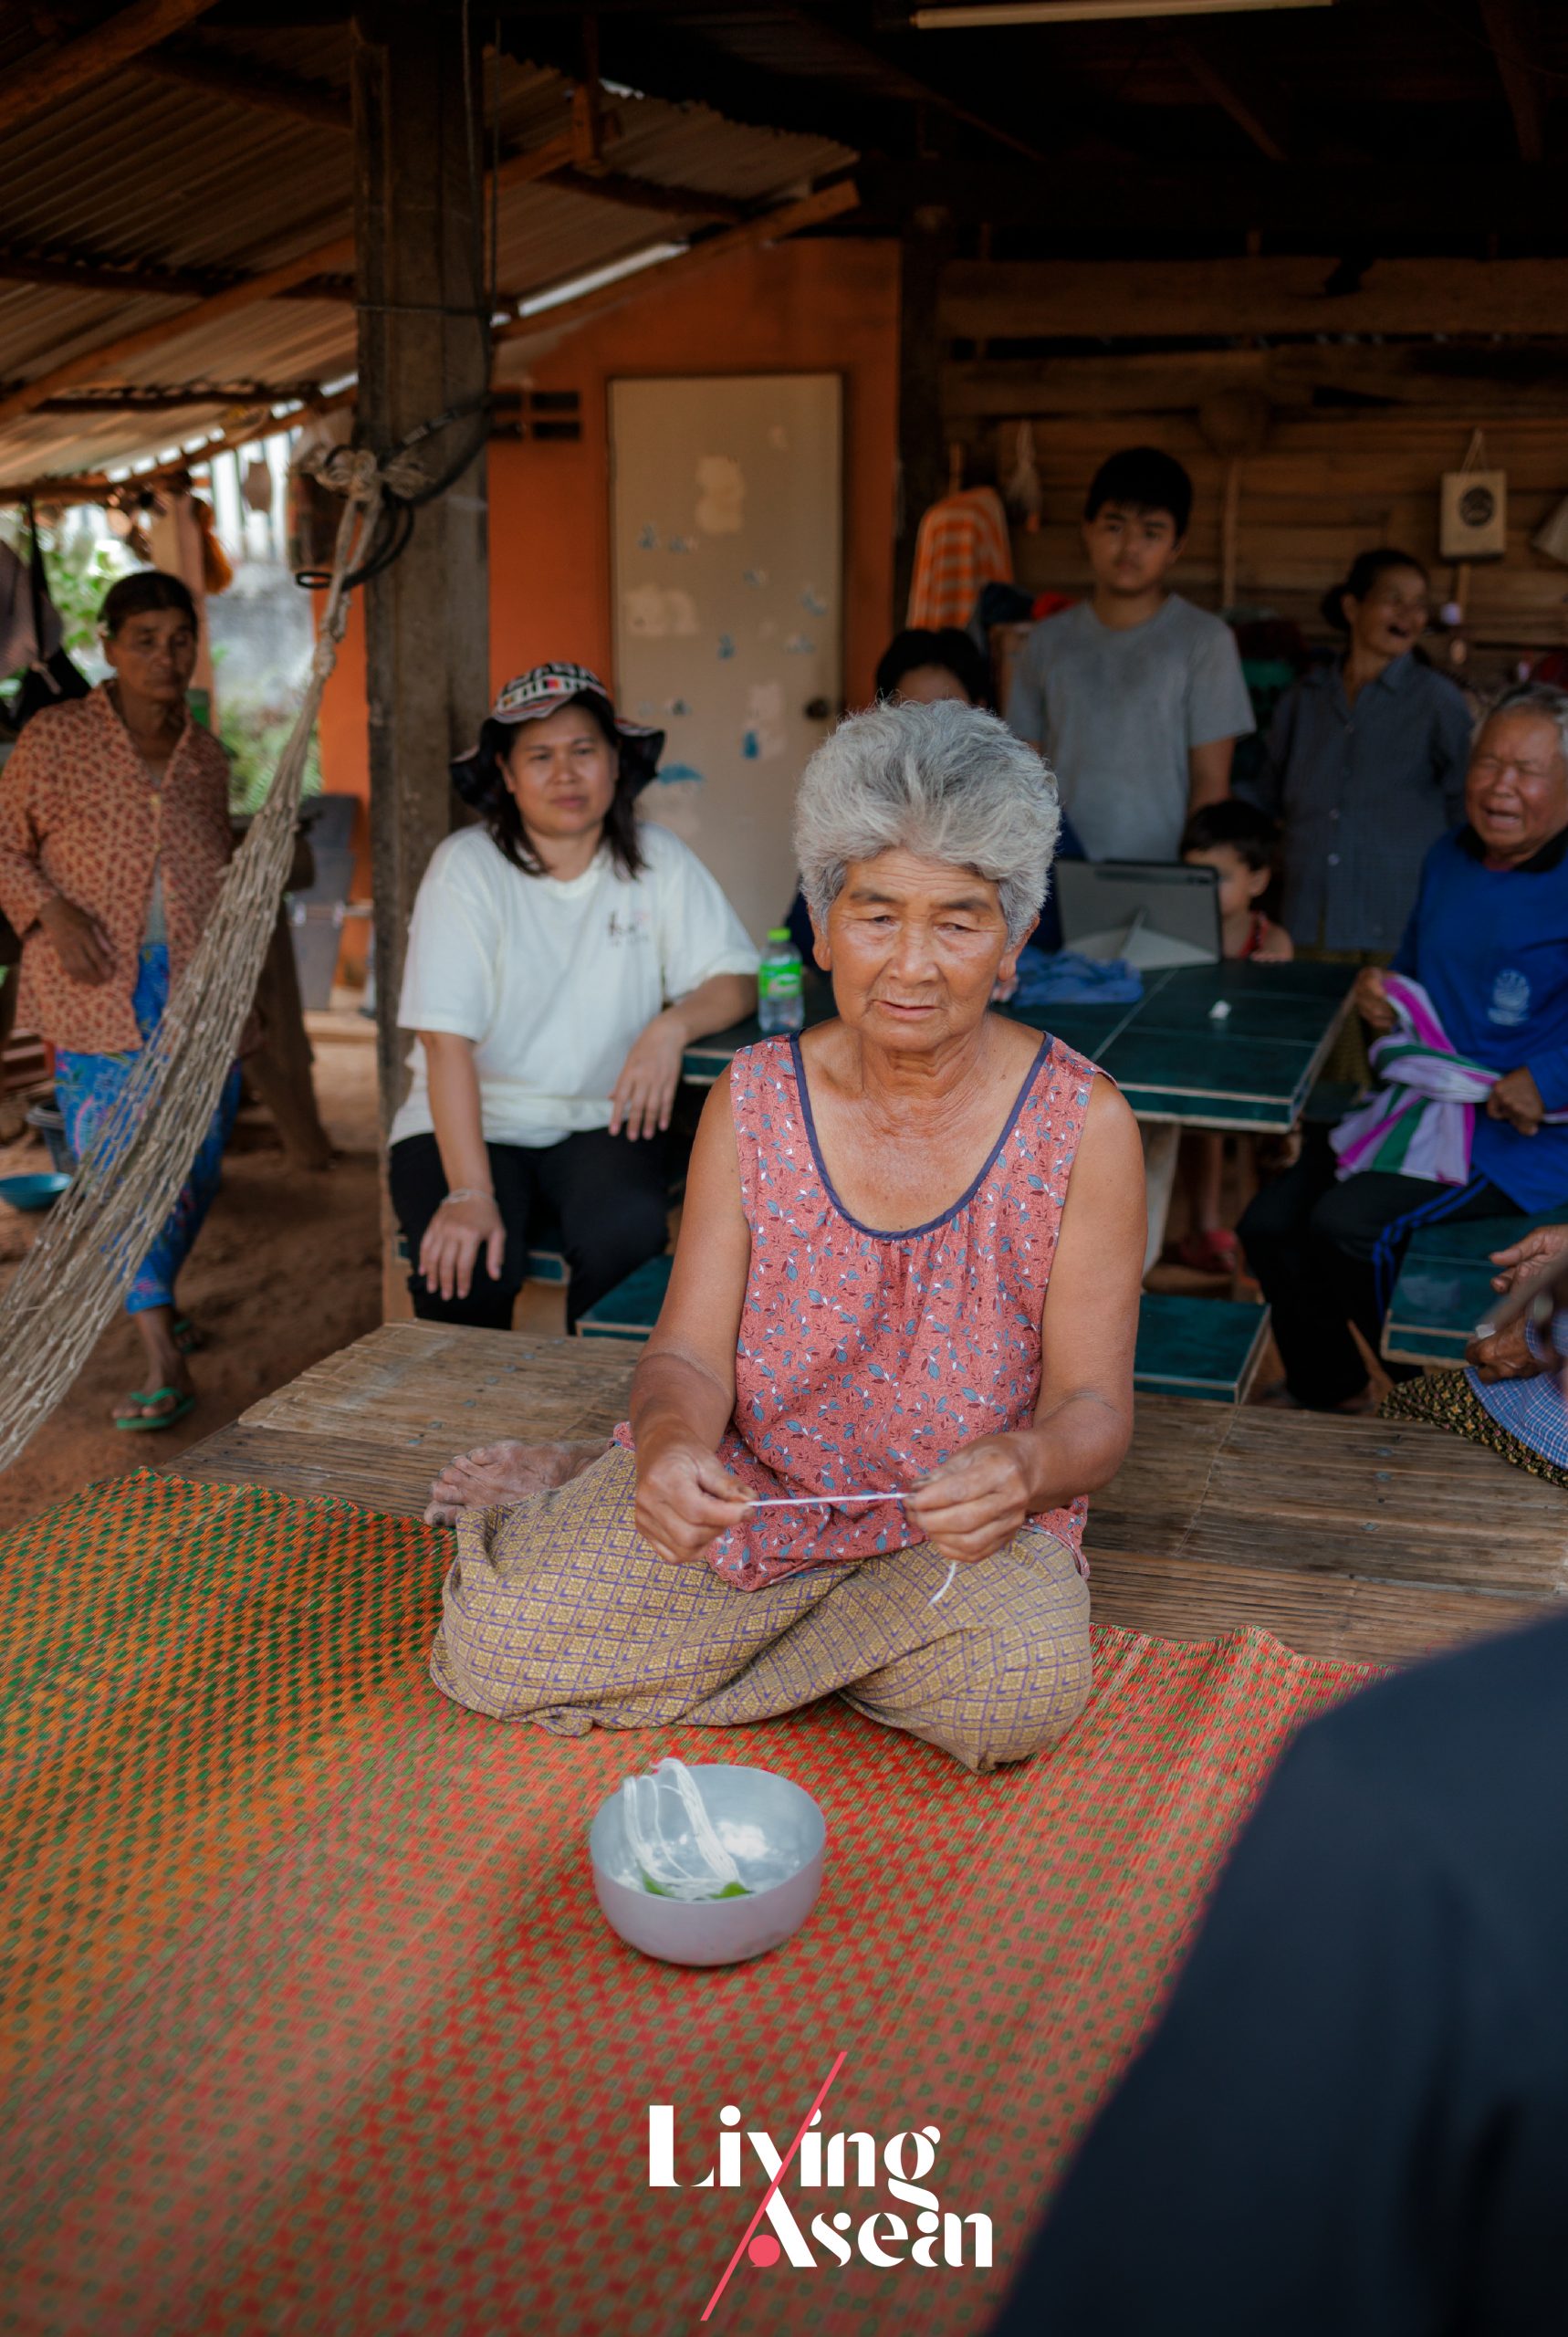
{"left": 1006, "top": 447, "right": 1255, "bottom": 862}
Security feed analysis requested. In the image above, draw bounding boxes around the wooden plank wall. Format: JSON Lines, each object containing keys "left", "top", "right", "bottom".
{"left": 993, "top": 414, "right": 1568, "bottom": 661}
{"left": 940, "top": 330, "right": 1568, "bottom": 682}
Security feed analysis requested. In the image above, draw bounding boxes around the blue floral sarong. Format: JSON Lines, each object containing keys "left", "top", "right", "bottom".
{"left": 55, "top": 944, "right": 242, "bottom": 1315}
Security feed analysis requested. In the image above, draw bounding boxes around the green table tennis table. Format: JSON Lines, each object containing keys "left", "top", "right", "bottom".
{"left": 683, "top": 959, "right": 1355, "bottom": 1268}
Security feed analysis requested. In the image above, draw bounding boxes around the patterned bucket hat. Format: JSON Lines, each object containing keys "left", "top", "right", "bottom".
{"left": 452, "top": 660, "right": 664, "bottom": 798}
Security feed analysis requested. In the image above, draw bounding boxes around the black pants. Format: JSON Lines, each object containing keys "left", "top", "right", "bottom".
{"left": 1238, "top": 1130, "right": 1519, "bottom": 1409}
{"left": 388, "top": 1127, "right": 671, "bottom": 1333}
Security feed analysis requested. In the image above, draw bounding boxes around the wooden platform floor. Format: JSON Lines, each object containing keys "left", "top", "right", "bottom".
{"left": 168, "top": 1325, "right": 1567, "bottom": 1670}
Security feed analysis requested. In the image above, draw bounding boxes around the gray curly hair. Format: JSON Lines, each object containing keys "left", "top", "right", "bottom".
{"left": 1479, "top": 680, "right": 1568, "bottom": 768}
{"left": 793, "top": 699, "right": 1061, "bottom": 944}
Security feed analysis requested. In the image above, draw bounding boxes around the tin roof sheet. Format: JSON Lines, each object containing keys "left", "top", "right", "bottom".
{"left": 0, "top": 43, "right": 852, "bottom": 494}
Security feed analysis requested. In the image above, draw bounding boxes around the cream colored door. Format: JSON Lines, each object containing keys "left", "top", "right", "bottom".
{"left": 609, "top": 372, "right": 843, "bottom": 943}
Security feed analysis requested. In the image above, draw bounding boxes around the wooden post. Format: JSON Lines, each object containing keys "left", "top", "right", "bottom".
{"left": 894, "top": 209, "right": 954, "bottom": 626}
{"left": 351, "top": 7, "right": 490, "bottom": 1146}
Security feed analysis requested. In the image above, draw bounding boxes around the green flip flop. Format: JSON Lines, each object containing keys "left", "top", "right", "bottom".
{"left": 113, "top": 1386, "right": 196, "bottom": 1432}
{"left": 172, "top": 1316, "right": 204, "bottom": 1356}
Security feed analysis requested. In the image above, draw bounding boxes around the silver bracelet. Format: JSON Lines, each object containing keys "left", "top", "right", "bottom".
{"left": 439, "top": 1187, "right": 495, "bottom": 1209}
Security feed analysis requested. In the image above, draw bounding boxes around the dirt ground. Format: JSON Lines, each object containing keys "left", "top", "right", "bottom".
{"left": 0, "top": 1013, "right": 386, "bottom": 1531}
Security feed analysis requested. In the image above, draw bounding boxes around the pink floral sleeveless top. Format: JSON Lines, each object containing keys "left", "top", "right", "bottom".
{"left": 619, "top": 1032, "right": 1100, "bottom": 1592}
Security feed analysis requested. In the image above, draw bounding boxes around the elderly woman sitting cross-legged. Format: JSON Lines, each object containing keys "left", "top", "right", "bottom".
{"left": 423, "top": 700, "right": 1145, "bottom": 1775}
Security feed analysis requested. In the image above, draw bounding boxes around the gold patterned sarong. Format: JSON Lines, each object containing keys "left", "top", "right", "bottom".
{"left": 431, "top": 1447, "right": 1092, "bottom": 1774}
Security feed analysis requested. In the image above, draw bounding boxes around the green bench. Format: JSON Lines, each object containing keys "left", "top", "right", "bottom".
{"left": 577, "top": 1255, "right": 678, "bottom": 1342}
{"left": 1132, "top": 1290, "right": 1272, "bottom": 1402}
{"left": 580, "top": 1262, "right": 1270, "bottom": 1405}
{"left": 1382, "top": 1210, "right": 1562, "bottom": 1367}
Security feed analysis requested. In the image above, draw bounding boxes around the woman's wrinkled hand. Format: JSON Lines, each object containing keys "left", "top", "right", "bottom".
{"left": 1353, "top": 965, "right": 1396, "bottom": 1034}
{"left": 634, "top": 1435, "right": 755, "bottom": 1566}
{"left": 419, "top": 1189, "right": 505, "bottom": 1304}
{"left": 1465, "top": 1316, "right": 1545, "bottom": 1384}
{"left": 1487, "top": 1067, "right": 1546, "bottom": 1137}
{"left": 610, "top": 1011, "right": 685, "bottom": 1141}
{"left": 1489, "top": 1222, "right": 1568, "bottom": 1294}
{"left": 904, "top": 1433, "right": 1036, "bottom": 1565}
{"left": 39, "top": 896, "right": 112, "bottom": 986}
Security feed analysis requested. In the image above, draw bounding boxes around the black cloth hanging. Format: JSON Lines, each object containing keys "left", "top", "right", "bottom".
{"left": 10, "top": 503, "right": 91, "bottom": 730}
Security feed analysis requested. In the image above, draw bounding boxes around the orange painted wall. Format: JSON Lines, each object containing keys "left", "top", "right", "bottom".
{"left": 315, "top": 234, "right": 900, "bottom": 954}
{"left": 486, "top": 235, "right": 898, "bottom": 703}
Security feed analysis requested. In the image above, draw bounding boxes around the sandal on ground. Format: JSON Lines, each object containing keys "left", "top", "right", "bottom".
{"left": 113, "top": 1385, "right": 196, "bottom": 1432}
{"left": 1171, "top": 1228, "right": 1240, "bottom": 1274}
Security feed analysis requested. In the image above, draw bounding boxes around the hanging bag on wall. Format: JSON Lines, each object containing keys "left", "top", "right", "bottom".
{"left": 1439, "top": 428, "right": 1508, "bottom": 562}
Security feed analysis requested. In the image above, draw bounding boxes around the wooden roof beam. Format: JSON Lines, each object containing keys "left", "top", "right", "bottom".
{"left": 1174, "top": 30, "right": 1291, "bottom": 163}
{"left": 0, "top": 383, "right": 358, "bottom": 508}
{"left": 942, "top": 342, "right": 1568, "bottom": 420}
{"left": 1478, "top": 0, "right": 1545, "bottom": 163}
{"left": 25, "top": 381, "right": 325, "bottom": 412}
{"left": 778, "top": 0, "right": 1053, "bottom": 166}
{"left": 941, "top": 255, "right": 1568, "bottom": 341}
{"left": 551, "top": 166, "right": 750, "bottom": 225}
{"left": 0, "top": 227, "right": 355, "bottom": 433}
{"left": 0, "top": 236, "right": 349, "bottom": 304}
{"left": 0, "top": 0, "right": 225, "bottom": 138}
{"left": 0, "top": 244, "right": 219, "bottom": 301}
{"left": 134, "top": 33, "right": 351, "bottom": 128}
{"left": 493, "top": 176, "right": 859, "bottom": 346}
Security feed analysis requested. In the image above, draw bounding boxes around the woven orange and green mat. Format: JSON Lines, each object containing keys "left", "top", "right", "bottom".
{"left": 0, "top": 1469, "right": 1372, "bottom": 2336}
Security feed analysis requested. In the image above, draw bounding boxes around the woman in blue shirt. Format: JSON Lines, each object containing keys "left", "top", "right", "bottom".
{"left": 1240, "top": 684, "right": 1568, "bottom": 1410}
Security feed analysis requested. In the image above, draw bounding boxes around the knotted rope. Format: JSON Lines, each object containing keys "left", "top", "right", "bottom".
{"left": 0, "top": 452, "right": 385, "bottom": 1471}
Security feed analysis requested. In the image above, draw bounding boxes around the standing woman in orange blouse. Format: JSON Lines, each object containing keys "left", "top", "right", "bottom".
{"left": 0, "top": 571, "right": 239, "bottom": 1430}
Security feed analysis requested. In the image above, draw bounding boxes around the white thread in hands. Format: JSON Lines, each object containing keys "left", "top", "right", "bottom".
{"left": 621, "top": 1756, "right": 746, "bottom": 1901}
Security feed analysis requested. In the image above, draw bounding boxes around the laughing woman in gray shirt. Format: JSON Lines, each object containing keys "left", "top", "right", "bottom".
{"left": 1244, "top": 549, "right": 1472, "bottom": 958}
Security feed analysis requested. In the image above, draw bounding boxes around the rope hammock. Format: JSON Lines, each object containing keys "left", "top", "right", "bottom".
{"left": 0, "top": 451, "right": 386, "bottom": 1473}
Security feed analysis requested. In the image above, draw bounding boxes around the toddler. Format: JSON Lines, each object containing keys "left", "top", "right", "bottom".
{"left": 1181, "top": 798, "right": 1292, "bottom": 965}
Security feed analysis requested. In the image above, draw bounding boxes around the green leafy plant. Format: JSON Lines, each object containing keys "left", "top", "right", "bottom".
{"left": 220, "top": 699, "right": 322, "bottom": 818}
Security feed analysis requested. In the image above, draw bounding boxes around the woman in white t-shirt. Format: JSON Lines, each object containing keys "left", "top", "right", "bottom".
{"left": 388, "top": 663, "right": 758, "bottom": 1330}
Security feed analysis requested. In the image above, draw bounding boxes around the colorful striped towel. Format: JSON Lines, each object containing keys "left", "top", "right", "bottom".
{"left": 906, "top": 486, "right": 1013, "bottom": 629}
{"left": 1331, "top": 972, "right": 1568, "bottom": 1185}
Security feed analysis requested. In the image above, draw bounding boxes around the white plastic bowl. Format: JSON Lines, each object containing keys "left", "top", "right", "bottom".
{"left": 589, "top": 1763, "right": 827, "bottom": 1967}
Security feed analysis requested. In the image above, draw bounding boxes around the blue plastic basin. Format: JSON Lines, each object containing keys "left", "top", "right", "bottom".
{"left": 0, "top": 1172, "right": 72, "bottom": 1211}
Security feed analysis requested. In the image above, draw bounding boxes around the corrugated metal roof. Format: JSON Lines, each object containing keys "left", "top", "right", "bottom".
{"left": 0, "top": 45, "right": 852, "bottom": 494}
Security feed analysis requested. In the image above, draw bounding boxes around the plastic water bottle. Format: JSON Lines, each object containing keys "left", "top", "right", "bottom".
{"left": 758, "top": 927, "right": 805, "bottom": 1035}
